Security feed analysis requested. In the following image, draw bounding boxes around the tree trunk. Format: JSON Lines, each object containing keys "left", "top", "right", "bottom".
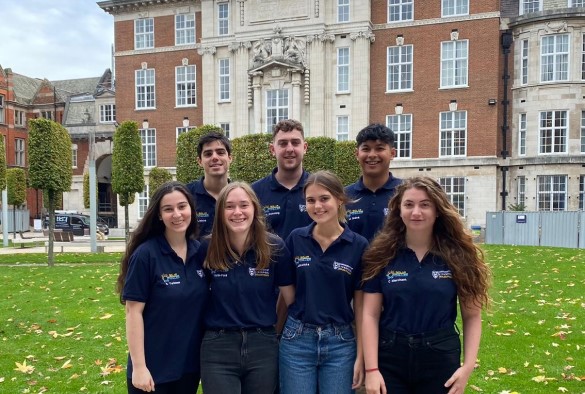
{"left": 12, "top": 206, "right": 16, "bottom": 239}
{"left": 124, "top": 198, "right": 130, "bottom": 246}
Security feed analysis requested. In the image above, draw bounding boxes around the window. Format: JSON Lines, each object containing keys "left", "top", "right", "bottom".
{"left": 14, "top": 110, "right": 25, "bottom": 127}
{"left": 441, "top": 40, "right": 468, "bottom": 88}
{"left": 581, "top": 111, "right": 585, "bottom": 153}
{"left": 582, "top": 34, "right": 585, "bottom": 80}
{"left": 541, "top": 34, "right": 569, "bottom": 82}
{"left": 387, "top": 45, "right": 413, "bottom": 91}
{"left": 219, "top": 59, "right": 230, "bottom": 102}
{"left": 175, "top": 14, "right": 195, "bottom": 45}
{"left": 337, "top": 47, "right": 350, "bottom": 93}
{"left": 176, "top": 126, "right": 194, "bottom": 140}
{"left": 15, "top": 138, "right": 25, "bottom": 166}
{"left": 439, "top": 177, "right": 466, "bottom": 216}
{"left": 0, "top": 95, "right": 4, "bottom": 123}
{"left": 99, "top": 104, "right": 116, "bottom": 123}
{"left": 537, "top": 175, "right": 567, "bottom": 211}
{"left": 135, "top": 18, "right": 154, "bottom": 49}
{"left": 519, "top": 113, "right": 527, "bottom": 156}
{"left": 338, "top": 0, "right": 350, "bottom": 23}
{"left": 220, "top": 122, "right": 231, "bottom": 139}
{"left": 521, "top": 39, "right": 529, "bottom": 85}
{"left": 388, "top": 0, "right": 413, "bottom": 22}
{"left": 176, "top": 65, "right": 196, "bottom": 107}
{"left": 266, "top": 89, "right": 289, "bottom": 132}
{"left": 336, "top": 116, "right": 349, "bottom": 141}
{"left": 136, "top": 69, "right": 156, "bottom": 109}
{"left": 218, "top": 3, "right": 229, "bottom": 36}
{"left": 41, "top": 111, "right": 52, "bottom": 120}
{"left": 520, "top": 0, "right": 541, "bottom": 14}
{"left": 387, "top": 114, "right": 412, "bottom": 159}
{"left": 140, "top": 128, "right": 157, "bottom": 167}
{"left": 572, "top": 0, "right": 585, "bottom": 6}
{"left": 539, "top": 110, "right": 567, "bottom": 154}
{"left": 72, "top": 145, "right": 78, "bottom": 168}
{"left": 517, "top": 176, "right": 526, "bottom": 207}
{"left": 440, "top": 111, "right": 466, "bottom": 157}
{"left": 138, "top": 185, "right": 150, "bottom": 219}
{"left": 442, "top": 0, "right": 468, "bottom": 17}
{"left": 580, "top": 175, "right": 585, "bottom": 210}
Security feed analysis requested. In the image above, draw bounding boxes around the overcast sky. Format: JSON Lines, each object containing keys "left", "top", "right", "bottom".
{"left": 0, "top": 0, "right": 114, "bottom": 81}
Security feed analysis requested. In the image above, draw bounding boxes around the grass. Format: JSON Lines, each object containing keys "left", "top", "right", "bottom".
{"left": 0, "top": 252, "right": 123, "bottom": 265}
{"left": 0, "top": 245, "right": 583, "bottom": 393}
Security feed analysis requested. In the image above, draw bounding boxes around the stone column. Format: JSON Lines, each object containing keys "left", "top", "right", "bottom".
{"left": 230, "top": 41, "right": 252, "bottom": 136}
{"left": 306, "top": 33, "right": 334, "bottom": 136}
{"left": 197, "top": 46, "right": 217, "bottom": 124}
{"left": 350, "top": 31, "right": 374, "bottom": 133}
{"left": 291, "top": 71, "right": 302, "bottom": 121}
{"left": 252, "top": 72, "right": 263, "bottom": 133}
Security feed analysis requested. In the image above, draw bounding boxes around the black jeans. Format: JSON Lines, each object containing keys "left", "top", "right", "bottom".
{"left": 378, "top": 326, "right": 461, "bottom": 394}
{"left": 201, "top": 327, "right": 279, "bottom": 394}
{"left": 127, "top": 372, "right": 199, "bottom": 394}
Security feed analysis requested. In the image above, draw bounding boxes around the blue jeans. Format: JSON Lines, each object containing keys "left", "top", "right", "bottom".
{"left": 201, "top": 328, "right": 279, "bottom": 394}
{"left": 279, "top": 316, "right": 356, "bottom": 394}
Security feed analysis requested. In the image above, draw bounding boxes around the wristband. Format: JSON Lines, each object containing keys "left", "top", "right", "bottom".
{"left": 365, "top": 368, "right": 379, "bottom": 373}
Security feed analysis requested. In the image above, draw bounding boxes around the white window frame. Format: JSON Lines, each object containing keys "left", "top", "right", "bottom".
{"left": 582, "top": 34, "right": 585, "bottom": 80}
{"left": 580, "top": 175, "right": 585, "bottom": 210}
{"left": 442, "top": 0, "right": 468, "bottom": 17}
{"left": 519, "top": 113, "right": 527, "bottom": 156}
{"left": 138, "top": 185, "right": 150, "bottom": 219}
{"left": 140, "top": 128, "right": 157, "bottom": 168}
{"left": 220, "top": 122, "right": 231, "bottom": 139}
{"left": 175, "top": 14, "right": 195, "bottom": 45}
{"left": 517, "top": 176, "right": 526, "bottom": 207}
{"left": 99, "top": 104, "right": 116, "bottom": 123}
{"left": 176, "top": 65, "right": 196, "bottom": 107}
{"left": 572, "top": 0, "right": 585, "bottom": 6}
{"left": 136, "top": 69, "right": 156, "bottom": 109}
{"left": 218, "top": 3, "right": 230, "bottom": 36}
{"left": 441, "top": 40, "right": 468, "bottom": 88}
{"left": 336, "top": 116, "right": 349, "bottom": 141}
{"left": 14, "top": 109, "right": 25, "bottom": 127}
{"left": 41, "top": 111, "right": 53, "bottom": 120}
{"left": 540, "top": 34, "right": 569, "bottom": 82}
{"left": 387, "top": 114, "right": 412, "bottom": 159}
{"left": 440, "top": 110, "right": 467, "bottom": 157}
{"left": 219, "top": 58, "right": 230, "bottom": 102}
{"left": 537, "top": 175, "right": 567, "bottom": 211}
{"left": 439, "top": 177, "right": 466, "bottom": 216}
{"left": 521, "top": 39, "right": 529, "bottom": 85}
{"left": 72, "top": 145, "right": 78, "bottom": 169}
{"left": 15, "top": 138, "right": 25, "bottom": 167}
{"left": 388, "top": 0, "right": 413, "bottom": 23}
{"left": 539, "top": 110, "right": 567, "bottom": 154}
{"left": 387, "top": 45, "right": 413, "bottom": 92}
{"left": 135, "top": 18, "right": 154, "bottom": 50}
{"left": 337, "top": 47, "right": 350, "bottom": 93}
{"left": 337, "top": 0, "right": 350, "bottom": 23}
{"left": 581, "top": 111, "right": 585, "bottom": 153}
{"left": 520, "top": 0, "right": 542, "bottom": 14}
{"left": 0, "top": 95, "right": 4, "bottom": 124}
{"left": 266, "top": 89, "right": 289, "bottom": 133}
{"left": 176, "top": 126, "right": 195, "bottom": 141}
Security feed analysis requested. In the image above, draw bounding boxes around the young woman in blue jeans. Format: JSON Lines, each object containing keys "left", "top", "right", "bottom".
{"left": 280, "top": 170, "right": 368, "bottom": 394}
{"left": 200, "top": 182, "right": 295, "bottom": 394}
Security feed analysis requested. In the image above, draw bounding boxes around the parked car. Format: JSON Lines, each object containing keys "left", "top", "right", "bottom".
{"left": 44, "top": 213, "right": 109, "bottom": 236}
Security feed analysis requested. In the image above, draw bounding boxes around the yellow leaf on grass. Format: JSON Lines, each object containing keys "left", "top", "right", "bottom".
{"left": 61, "top": 360, "right": 72, "bottom": 369}
{"left": 498, "top": 367, "right": 508, "bottom": 374}
{"left": 54, "top": 356, "right": 66, "bottom": 361}
{"left": 0, "top": 377, "right": 4, "bottom": 382}
{"left": 532, "top": 376, "right": 546, "bottom": 383}
{"left": 99, "top": 313, "right": 113, "bottom": 320}
{"left": 14, "top": 361, "right": 35, "bottom": 374}
{"left": 558, "top": 387, "right": 568, "bottom": 392}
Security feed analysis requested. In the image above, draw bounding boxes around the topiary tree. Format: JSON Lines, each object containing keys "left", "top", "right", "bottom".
{"left": 112, "top": 121, "right": 144, "bottom": 243}
{"left": 83, "top": 171, "right": 98, "bottom": 209}
{"left": 334, "top": 140, "right": 361, "bottom": 186}
{"left": 304, "top": 136, "right": 336, "bottom": 174}
{"left": 230, "top": 133, "right": 274, "bottom": 183}
{"left": 176, "top": 124, "right": 223, "bottom": 184}
{"left": 148, "top": 167, "right": 173, "bottom": 198}
{"left": 28, "top": 118, "right": 72, "bottom": 266}
{"left": 6, "top": 168, "right": 27, "bottom": 239}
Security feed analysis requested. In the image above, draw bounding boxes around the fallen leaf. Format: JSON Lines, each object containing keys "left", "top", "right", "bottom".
{"left": 14, "top": 361, "right": 35, "bottom": 374}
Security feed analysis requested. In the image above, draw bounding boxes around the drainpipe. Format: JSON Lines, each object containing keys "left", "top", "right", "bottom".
{"left": 500, "top": 30, "right": 513, "bottom": 210}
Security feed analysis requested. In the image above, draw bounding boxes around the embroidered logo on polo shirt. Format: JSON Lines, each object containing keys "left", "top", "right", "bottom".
{"left": 263, "top": 205, "right": 280, "bottom": 216}
{"left": 386, "top": 270, "right": 408, "bottom": 283}
{"left": 249, "top": 267, "right": 270, "bottom": 277}
{"left": 333, "top": 261, "right": 353, "bottom": 275}
{"left": 196, "top": 270, "right": 205, "bottom": 278}
{"left": 161, "top": 273, "right": 181, "bottom": 285}
{"left": 299, "top": 204, "right": 307, "bottom": 212}
{"left": 346, "top": 209, "right": 363, "bottom": 221}
{"left": 196, "top": 212, "right": 210, "bottom": 222}
{"left": 294, "top": 255, "right": 311, "bottom": 268}
{"left": 432, "top": 270, "right": 452, "bottom": 279}
{"left": 383, "top": 208, "right": 389, "bottom": 216}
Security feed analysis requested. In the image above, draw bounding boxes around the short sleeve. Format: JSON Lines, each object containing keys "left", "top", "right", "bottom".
{"left": 362, "top": 272, "right": 383, "bottom": 294}
{"left": 122, "top": 250, "right": 152, "bottom": 302}
{"left": 273, "top": 238, "right": 295, "bottom": 287}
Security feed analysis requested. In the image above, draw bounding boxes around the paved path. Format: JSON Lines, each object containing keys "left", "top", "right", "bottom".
{"left": 0, "top": 233, "right": 127, "bottom": 255}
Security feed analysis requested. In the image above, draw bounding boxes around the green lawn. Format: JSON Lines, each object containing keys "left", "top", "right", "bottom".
{"left": 0, "top": 245, "right": 583, "bottom": 393}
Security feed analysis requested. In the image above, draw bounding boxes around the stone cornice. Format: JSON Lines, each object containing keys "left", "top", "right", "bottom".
{"left": 98, "top": 0, "right": 197, "bottom": 14}
{"left": 372, "top": 11, "right": 500, "bottom": 30}
{"left": 115, "top": 44, "right": 199, "bottom": 57}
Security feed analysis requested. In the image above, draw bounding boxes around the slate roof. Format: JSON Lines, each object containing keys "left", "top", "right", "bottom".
{"left": 11, "top": 73, "right": 42, "bottom": 105}
{"left": 52, "top": 77, "right": 102, "bottom": 102}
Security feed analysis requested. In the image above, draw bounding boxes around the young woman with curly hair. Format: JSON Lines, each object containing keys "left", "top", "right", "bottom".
{"left": 361, "top": 176, "right": 491, "bottom": 394}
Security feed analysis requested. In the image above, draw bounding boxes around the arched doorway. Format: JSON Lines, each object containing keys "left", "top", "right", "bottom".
{"left": 96, "top": 154, "right": 117, "bottom": 228}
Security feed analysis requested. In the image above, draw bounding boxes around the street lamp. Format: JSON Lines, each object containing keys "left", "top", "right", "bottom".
{"left": 89, "top": 128, "right": 98, "bottom": 252}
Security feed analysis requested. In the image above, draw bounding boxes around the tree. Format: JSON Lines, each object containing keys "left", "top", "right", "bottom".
{"left": 148, "top": 167, "right": 173, "bottom": 198}
{"left": 83, "top": 171, "right": 98, "bottom": 209}
{"left": 28, "top": 118, "right": 72, "bottom": 266}
{"left": 176, "top": 124, "right": 223, "bottom": 183}
{"left": 6, "top": 168, "right": 27, "bottom": 239}
{"left": 111, "top": 121, "right": 144, "bottom": 243}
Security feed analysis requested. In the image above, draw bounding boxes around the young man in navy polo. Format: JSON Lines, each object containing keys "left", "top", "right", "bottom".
{"left": 252, "top": 119, "right": 312, "bottom": 240}
{"left": 345, "top": 124, "right": 402, "bottom": 241}
{"left": 186, "top": 132, "right": 232, "bottom": 238}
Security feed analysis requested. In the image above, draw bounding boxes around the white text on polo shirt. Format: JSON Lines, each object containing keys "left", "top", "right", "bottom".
{"left": 211, "top": 270, "right": 228, "bottom": 278}
{"left": 386, "top": 270, "right": 408, "bottom": 283}
{"left": 161, "top": 273, "right": 181, "bottom": 285}
{"left": 294, "top": 255, "right": 311, "bottom": 268}
{"left": 263, "top": 205, "right": 280, "bottom": 216}
{"left": 249, "top": 267, "right": 270, "bottom": 277}
{"left": 432, "top": 270, "right": 452, "bottom": 279}
{"left": 333, "top": 261, "right": 353, "bottom": 275}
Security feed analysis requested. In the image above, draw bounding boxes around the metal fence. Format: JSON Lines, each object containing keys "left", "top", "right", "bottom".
{"left": 485, "top": 211, "right": 585, "bottom": 249}
{"left": 1, "top": 209, "right": 30, "bottom": 232}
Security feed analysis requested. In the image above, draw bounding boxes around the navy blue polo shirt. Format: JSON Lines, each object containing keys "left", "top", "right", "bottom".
{"left": 362, "top": 248, "right": 457, "bottom": 334}
{"left": 202, "top": 235, "right": 295, "bottom": 329}
{"left": 122, "top": 235, "right": 209, "bottom": 384}
{"left": 345, "top": 174, "right": 402, "bottom": 241}
{"left": 186, "top": 177, "right": 219, "bottom": 239}
{"left": 285, "top": 223, "right": 368, "bottom": 326}
{"left": 252, "top": 168, "right": 313, "bottom": 239}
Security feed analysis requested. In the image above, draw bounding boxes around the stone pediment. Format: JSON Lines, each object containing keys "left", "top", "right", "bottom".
{"left": 248, "top": 58, "right": 304, "bottom": 75}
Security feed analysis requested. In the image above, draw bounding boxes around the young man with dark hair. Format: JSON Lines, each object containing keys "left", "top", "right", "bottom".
{"left": 345, "top": 123, "right": 402, "bottom": 241}
{"left": 186, "top": 131, "right": 233, "bottom": 238}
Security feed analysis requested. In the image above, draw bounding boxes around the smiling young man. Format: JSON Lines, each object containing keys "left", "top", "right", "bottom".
{"left": 186, "top": 132, "right": 233, "bottom": 239}
{"left": 345, "top": 123, "right": 402, "bottom": 241}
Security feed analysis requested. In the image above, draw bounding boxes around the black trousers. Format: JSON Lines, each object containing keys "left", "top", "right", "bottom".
{"left": 378, "top": 327, "right": 461, "bottom": 394}
{"left": 127, "top": 371, "right": 200, "bottom": 394}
